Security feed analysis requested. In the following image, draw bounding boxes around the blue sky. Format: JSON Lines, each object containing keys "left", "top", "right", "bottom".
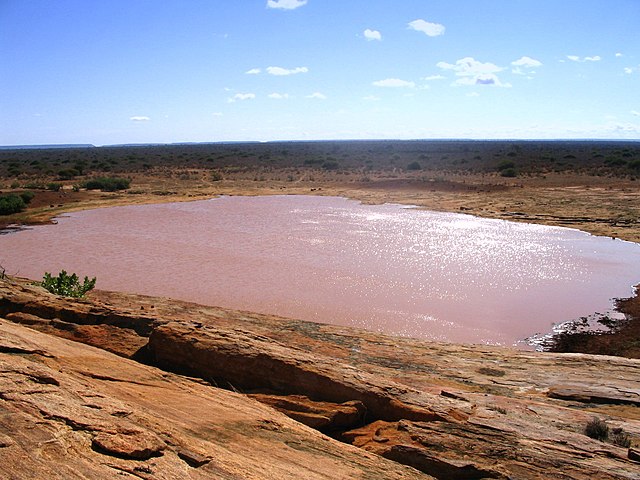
{"left": 1, "top": 0, "right": 639, "bottom": 145}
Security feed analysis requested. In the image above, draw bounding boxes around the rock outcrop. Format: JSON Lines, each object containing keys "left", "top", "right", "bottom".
{"left": 0, "top": 319, "right": 430, "bottom": 479}
{"left": 1, "top": 277, "right": 640, "bottom": 479}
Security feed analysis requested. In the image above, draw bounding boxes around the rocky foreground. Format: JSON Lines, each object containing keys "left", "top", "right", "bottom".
{"left": 1, "top": 278, "right": 639, "bottom": 479}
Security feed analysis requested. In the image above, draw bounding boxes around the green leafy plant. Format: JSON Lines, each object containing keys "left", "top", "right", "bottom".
{"left": 0, "top": 194, "right": 26, "bottom": 215}
{"left": 41, "top": 270, "right": 96, "bottom": 298}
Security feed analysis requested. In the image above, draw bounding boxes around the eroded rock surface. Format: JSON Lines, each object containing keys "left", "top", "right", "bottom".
{"left": 0, "top": 319, "right": 430, "bottom": 479}
{"left": 1, "top": 278, "right": 640, "bottom": 479}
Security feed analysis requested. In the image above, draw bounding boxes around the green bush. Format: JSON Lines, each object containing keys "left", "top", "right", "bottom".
{"left": 406, "top": 161, "right": 422, "bottom": 171}
{"left": 0, "top": 194, "right": 26, "bottom": 215}
{"left": 211, "top": 171, "right": 223, "bottom": 182}
{"left": 47, "top": 182, "right": 63, "bottom": 192}
{"left": 497, "top": 160, "right": 515, "bottom": 171}
{"left": 500, "top": 168, "right": 517, "bottom": 178}
{"left": 58, "top": 168, "right": 79, "bottom": 180}
{"left": 40, "top": 270, "right": 96, "bottom": 298}
{"left": 19, "top": 191, "right": 35, "bottom": 204}
{"left": 83, "top": 177, "right": 130, "bottom": 192}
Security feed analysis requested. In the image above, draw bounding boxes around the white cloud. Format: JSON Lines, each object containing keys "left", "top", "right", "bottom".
{"left": 245, "top": 68, "right": 261, "bottom": 75}
{"left": 372, "top": 78, "right": 415, "bottom": 88}
{"left": 266, "top": 0, "right": 307, "bottom": 10}
{"left": 408, "top": 19, "right": 445, "bottom": 37}
{"left": 306, "top": 92, "right": 327, "bottom": 99}
{"left": 212, "top": 112, "right": 223, "bottom": 117}
{"left": 364, "top": 29, "right": 382, "bottom": 41}
{"left": 511, "top": 56, "right": 542, "bottom": 75}
{"left": 632, "top": 110, "right": 640, "bottom": 117}
{"left": 130, "top": 116, "right": 150, "bottom": 122}
{"left": 266, "top": 66, "right": 309, "bottom": 76}
{"left": 268, "top": 93, "right": 289, "bottom": 99}
{"left": 228, "top": 93, "right": 256, "bottom": 103}
{"left": 466, "top": 92, "right": 480, "bottom": 97}
{"left": 566, "top": 55, "right": 601, "bottom": 62}
{"left": 363, "top": 95, "right": 380, "bottom": 101}
{"left": 423, "top": 74, "right": 446, "bottom": 81}
{"left": 437, "top": 57, "right": 510, "bottom": 87}
{"left": 616, "top": 52, "right": 623, "bottom": 58}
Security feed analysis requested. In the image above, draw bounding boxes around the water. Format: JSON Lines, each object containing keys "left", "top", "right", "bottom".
{"left": 2, "top": 195, "right": 640, "bottom": 346}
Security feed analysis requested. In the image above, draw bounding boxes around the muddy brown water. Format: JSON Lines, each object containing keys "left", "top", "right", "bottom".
{"left": 2, "top": 195, "right": 640, "bottom": 346}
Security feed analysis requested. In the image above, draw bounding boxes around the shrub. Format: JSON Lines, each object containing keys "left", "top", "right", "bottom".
{"left": 610, "top": 428, "right": 631, "bottom": 448}
{"left": 47, "top": 182, "right": 63, "bottom": 192}
{"left": 321, "top": 160, "right": 339, "bottom": 170}
{"left": 40, "top": 270, "right": 96, "bottom": 298}
{"left": 0, "top": 194, "right": 26, "bottom": 215}
{"left": 407, "top": 161, "right": 422, "bottom": 171}
{"left": 627, "top": 159, "right": 640, "bottom": 171}
{"left": 58, "top": 168, "right": 79, "bottom": 180}
{"left": 211, "top": 171, "right": 223, "bottom": 182}
{"left": 19, "top": 191, "right": 35, "bottom": 204}
{"left": 500, "top": 168, "right": 517, "bottom": 178}
{"left": 497, "top": 160, "right": 515, "bottom": 171}
{"left": 83, "top": 177, "right": 130, "bottom": 192}
{"left": 585, "top": 417, "right": 609, "bottom": 441}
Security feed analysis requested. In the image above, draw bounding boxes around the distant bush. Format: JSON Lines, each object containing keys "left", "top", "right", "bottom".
{"left": 500, "top": 168, "right": 517, "bottom": 178}
{"left": 497, "top": 160, "right": 515, "bottom": 171}
{"left": 19, "top": 191, "right": 35, "bottom": 204}
{"left": 604, "top": 157, "right": 627, "bottom": 167}
{"left": 210, "top": 171, "right": 223, "bottom": 182}
{"left": 321, "top": 160, "right": 339, "bottom": 170}
{"left": 40, "top": 270, "right": 96, "bottom": 298}
{"left": 83, "top": 177, "right": 130, "bottom": 191}
{"left": 47, "top": 182, "right": 63, "bottom": 192}
{"left": 23, "top": 182, "right": 47, "bottom": 190}
{"left": 406, "top": 161, "right": 422, "bottom": 171}
{"left": 627, "top": 159, "right": 640, "bottom": 171}
{"left": 0, "top": 194, "right": 26, "bottom": 215}
{"left": 58, "top": 168, "right": 79, "bottom": 180}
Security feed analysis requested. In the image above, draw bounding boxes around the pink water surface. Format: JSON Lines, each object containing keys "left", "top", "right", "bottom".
{"left": 2, "top": 195, "right": 640, "bottom": 345}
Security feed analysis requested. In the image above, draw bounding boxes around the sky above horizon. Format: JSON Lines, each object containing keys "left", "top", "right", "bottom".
{"left": 1, "top": 0, "right": 639, "bottom": 146}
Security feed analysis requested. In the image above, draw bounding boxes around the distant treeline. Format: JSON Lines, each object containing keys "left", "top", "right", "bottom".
{"left": 1, "top": 140, "right": 639, "bottom": 179}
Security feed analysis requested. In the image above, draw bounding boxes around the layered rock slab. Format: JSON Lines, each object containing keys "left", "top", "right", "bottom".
{"left": 0, "top": 319, "right": 431, "bottom": 479}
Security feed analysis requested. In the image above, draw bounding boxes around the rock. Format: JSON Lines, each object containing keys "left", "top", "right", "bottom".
{"left": 0, "top": 318, "right": 432, "bottom": 479}
{"left": 177, "top": 449, "right": 212, "bottom": 468}
{"left": 250, "top": 394, "right": 366, "bottom": 432}
{"left": 629, "top": 448, "right": 640, "bottom": 462}
{"left": 91, "top": 430, "right": 165, "bottom": 460}
{"left": 547, "top": 385, "right": 640, "bottom": 406}
{"left": 148, "top": 321, "right": 462, "bottom": 424}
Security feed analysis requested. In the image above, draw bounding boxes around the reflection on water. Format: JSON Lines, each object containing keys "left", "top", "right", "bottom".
{"left": 2, "top": 195, "right": 639, "bottom": 346}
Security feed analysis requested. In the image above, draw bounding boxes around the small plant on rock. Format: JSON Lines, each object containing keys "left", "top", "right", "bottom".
{"left": 585, "top": 417, "right": 609, "bottom": 441}
{"left": 610, "top": 427, "right": 632, "bottom": 448}
{"left": 41, "top": 270, "right": 96, "bottom": 298}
